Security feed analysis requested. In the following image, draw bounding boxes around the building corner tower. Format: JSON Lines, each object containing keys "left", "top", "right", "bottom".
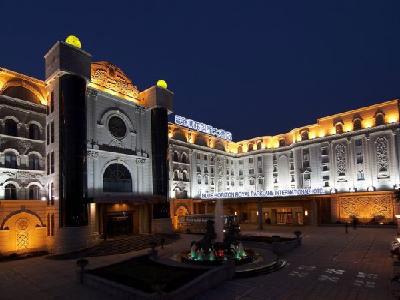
{"left": 140, "top": 83, "right": 174, "bottom": 233}
{"left": 44, "top": 39, "right": 91, "bottom": 253}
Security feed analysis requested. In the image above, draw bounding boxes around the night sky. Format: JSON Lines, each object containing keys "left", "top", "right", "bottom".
{"left": 2, "top": 1, "right": 400, "bottom": 141}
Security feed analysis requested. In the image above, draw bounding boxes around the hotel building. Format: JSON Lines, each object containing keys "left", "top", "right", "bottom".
{"left": 0, "top": 37, "right": 172, "bottom": 254}
{"left": 0, "top": 36, "right": 399, "bottom": 254}
{"left": 169, "top": 100, "right": 400, "bottom": 228}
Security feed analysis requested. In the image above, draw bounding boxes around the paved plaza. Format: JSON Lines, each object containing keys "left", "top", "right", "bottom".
{"left": 0, "top": 226, "right": 397, "bottom": 300}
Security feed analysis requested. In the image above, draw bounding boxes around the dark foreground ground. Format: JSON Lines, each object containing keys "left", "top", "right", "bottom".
{"left": 0, "top": 226, "right": 396, "bottom": 300}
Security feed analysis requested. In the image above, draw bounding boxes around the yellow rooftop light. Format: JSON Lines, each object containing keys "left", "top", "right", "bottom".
{"left": 65, "top": 35, "right": 81, "bottom": 48}
{"left": 157, "top": 79, "right": 168, "bottom": 89}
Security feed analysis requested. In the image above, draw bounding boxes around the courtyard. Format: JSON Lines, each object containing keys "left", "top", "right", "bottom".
{"left": 0, "top": 226, "right": 396, "bottom": 300}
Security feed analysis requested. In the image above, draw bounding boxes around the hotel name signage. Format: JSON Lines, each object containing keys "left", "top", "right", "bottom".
{"left": 175, "top": 115, "right": 233, "bottom": 141}
{"left": 201, "top": 188, "right": 325, "bottom": 199}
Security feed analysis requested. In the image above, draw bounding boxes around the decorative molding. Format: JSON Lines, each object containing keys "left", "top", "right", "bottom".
{"left": 91, "top": 62, "right": 139, "bottom": 99}
{"left": 376, "top": 137, "right": 389, "bottom": 179}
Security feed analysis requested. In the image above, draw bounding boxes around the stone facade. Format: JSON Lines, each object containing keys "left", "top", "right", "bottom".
{"left": 0, "top": 39, "right": 172, "bottom": 254}
{"left": 168, "top": 100, "right": 400, "bottom": 224}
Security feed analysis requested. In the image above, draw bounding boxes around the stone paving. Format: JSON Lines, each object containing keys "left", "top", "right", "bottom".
{"left": 197, "top": 226, "right": 397, "bottom": 300}
{"left": 0, "top": 226, "right": 396, "bottom": 300}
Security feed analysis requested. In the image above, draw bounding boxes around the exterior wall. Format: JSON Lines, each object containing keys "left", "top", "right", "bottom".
{"left": 169, "top": 101, "right": 400, "bottom": 224}
{"left": 86, "top": 88, "right": 153, "bottom": 200}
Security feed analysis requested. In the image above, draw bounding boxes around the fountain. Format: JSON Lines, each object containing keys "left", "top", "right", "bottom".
{"left": 180, "top": 218, "right": 255, "bottom": 266}
{"left": 176, "top": 199, "right": 287, "bottom": 276}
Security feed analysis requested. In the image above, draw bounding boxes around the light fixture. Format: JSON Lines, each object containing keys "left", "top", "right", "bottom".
{"left": 234, "top": 211, "right": 237, "bottom": 216}
{"left": 41, "top": 196, "right": 47, "bottom": 201}
{"left": 304, "top": 210, "right": 308, "bottom": 216}
{"left": 157, "top": 80, "right": 168, "bottom": 89}
{"left": 65, "top": 35, "right": 82, "bottom": 48}
{"left": 395, "top": 215, "right": 400, "bottom": 219}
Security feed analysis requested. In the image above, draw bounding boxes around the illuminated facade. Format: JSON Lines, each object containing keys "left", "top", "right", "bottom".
{"left": 1, "top": 37, "right": 399, "bottom": 254}
{"left": 169, "top": 100, "right": 400, "bottom": 226}
{"left": 0, "top": 38, "right": 172, "bottom": 254}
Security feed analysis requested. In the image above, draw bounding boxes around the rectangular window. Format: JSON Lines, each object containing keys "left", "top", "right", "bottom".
{"left": 47, "top": 154, "right": 50, "bottom": 175}
{"left": 226, "top": 169, "right": 229, "bottom": 175}
{"left": 47, "top": 214, "right": 50, "bottom": 236}
{"left": 258, "top": 167, "right": 262, "bottom": 173}
{"left": 239, "top": 180, "right": 243, "bottom": 186}
{"left": 46, "top": 124, "right": 50, "bottom": 145}
{"left": 258, "top": 178, "right": 263, "bottom": 185}
{"left": 197, "top": 165, "right": 201, "bottom": 173}
{"left": 322, "top": 165, "right": 329, "bottom": 171}
{"left": 197, "top": 177, "right": 201, "bottom": 184}
{"left": 257, "top": 156, "right": 262, "bottom": 161}
{"left": 249, "top": 169, "right": 254, "bottom": 175}
{"left": 196, "top": 153, "right": 200, "bottom": 159}
{"left": 51, "top": 121, "right": 54, "bottom": 143}
{"left": 204, "top": 154, "right": 207, "bottom": 160}
{"left": 321, "top": 147, "right": 328, "bottom": 156}
{"left": 239, "top": 160, "right": 243, "bottom": 165}
{"left": 50, "top": 91, "right": 54, "bottom": 113}
{"left": 204, "top": 166, "right": 208, "bottom": 173}
{"left": 231, "top": 160, "right": 233, "bottom": 165}
{"left": 355, "top": 139, "right": 362, "bottom": 147}
{"left": 50, "top": 152, "right": 54, "bottom": 174}
{"left": 249, "top": 157, "right": 253, "bottom": 164}
{"left": 211, "top": 167, "right": 214, "bottom": 174}
{"left": 239, "top": 170, "right": 243, "bottom": 176}
{"left": 227, "top": 181, "right": 229, "bottom": 186}
{"left": 357, "top": 155, "right": 363, "bottom": 164}
{"left": 50, "top": 182, "right": 55, "bottom": 205}
{"left": 51, "top": 213, "right": 55, "bottom": 236}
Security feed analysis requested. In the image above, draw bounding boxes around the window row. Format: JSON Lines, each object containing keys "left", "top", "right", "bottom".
{"left": 3, "top": 152, "right": 42, "bottom": 170}
{"left": 4, "top": 184, "right": 43, "bottom": 200}
{"left": 2, "top": 119, "right": 42, "bottom": 140}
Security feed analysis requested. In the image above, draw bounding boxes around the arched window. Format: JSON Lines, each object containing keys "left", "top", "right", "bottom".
{"left": 335, "top": 123, "right": 343, "bottom": 134}
{"left": 173, "top": 151, "right": 179, "bottom": 162}
{"left": 301, "top": 130, "right": 309, "bottom": 141}
{"left": 103, "top": 164, "right": 132, "bottom": 192}
{"left": 238, "top": 145, "right": 243, "bottom": 153}
{"left": 183, "top": 170, "right": 188, "bottom": 181}
{"left": 256, "top": 141, "right": 262, "bottom": 150}
{"left": 4, "top": 152, "right": 17, "bottom": 169}
{"left": 181, "top": 152, "right": 188, "bottom": 164}
{"left": 353, "top": 118, "right": 362, "bottom": 130}
{"left": 248, "top": 143, "right": 254, "bottom": 152}
{"left": 4, "top": 119, "right": 17, "bottom": 136}
{"left": 5, "top": 183, "right": 17, "bottom": 200}
{"left": 173, "top": 170, "right": 179, "bottom": 180}
{"left": 29, "top": 124, "right": 41, "bottom": 140}
{"left": 29, "top": 154, "right": 40, "bottom": 170}
{"left": 29, "top": 185, "right": 40, "bottom": 200}
{"left": 279, "top": 139, "right": 286, "bottom": 147}
{"left": 375, "top": 113, "right": 385, "bottom": 126}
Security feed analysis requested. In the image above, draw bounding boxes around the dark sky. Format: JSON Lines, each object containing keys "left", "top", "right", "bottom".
{"left": 2, "top": 1, "right": 400, "bottom": 141}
